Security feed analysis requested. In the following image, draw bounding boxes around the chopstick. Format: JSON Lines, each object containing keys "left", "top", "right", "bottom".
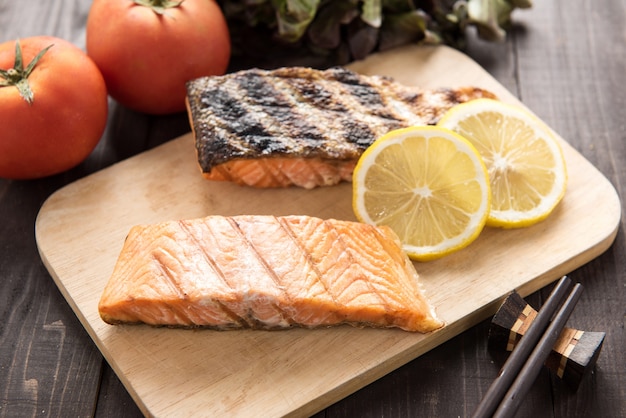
{"left": 492, "top": 282, "right": 583, "bottom": 417}
{"left": 472, "top": 276, "right": 582, "bottom": 418}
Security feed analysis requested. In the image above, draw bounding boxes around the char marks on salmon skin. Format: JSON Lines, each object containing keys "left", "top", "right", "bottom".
{"left": 185, "top": 67, "right": 496, "bottom": 188}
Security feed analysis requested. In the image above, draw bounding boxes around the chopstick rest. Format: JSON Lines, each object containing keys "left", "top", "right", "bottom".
{"left": 488, "top": 291, "right": 605, "bottom": 389}
{"left": 492, "top": 283, "right": 584, "bottom": 417}
{"left": 471, "top": 276, "right": 574, "bottom": 418}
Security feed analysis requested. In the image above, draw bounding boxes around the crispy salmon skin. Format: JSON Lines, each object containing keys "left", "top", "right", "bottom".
{"left": 99, "top": 215, "right": 444, "bottom": 333}
{"left": 185, "top": 66, "right": 496, "bottom": 188}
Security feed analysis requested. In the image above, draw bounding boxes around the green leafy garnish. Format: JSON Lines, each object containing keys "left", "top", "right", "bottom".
{"left": 218, "top": 0, "right": 532, "bottom": 69}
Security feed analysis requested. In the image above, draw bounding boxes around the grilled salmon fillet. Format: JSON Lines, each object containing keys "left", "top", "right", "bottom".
{"left": 185, "top": 66, "right": 496, "bottom": 188}
{"left": 99, "top": 215, "right": 443, "bottom": 333}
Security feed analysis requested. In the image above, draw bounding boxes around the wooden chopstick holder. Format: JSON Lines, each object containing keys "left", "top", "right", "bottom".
{"left": 492, "top": 283, "right": 583, "bottom": 417}
{"left": 471, "top": 276, "right": 573, "bottom": 418}
{"left": 488, "top": 291, "right": 604, "bottom": 389}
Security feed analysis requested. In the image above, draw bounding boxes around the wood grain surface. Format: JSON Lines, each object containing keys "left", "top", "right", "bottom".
{"left": 1, "top": 1, "right": 625, "bottom": 417}
{"left": 34, "top": 45, "right": 619, "bottom": 417}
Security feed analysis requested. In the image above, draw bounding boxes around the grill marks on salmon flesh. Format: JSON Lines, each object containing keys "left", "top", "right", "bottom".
{"left": 98, "top": 215, "right": 444, "bottom": 333}
{"left": 186, "top": 67, "right": 496, "bottom": 188}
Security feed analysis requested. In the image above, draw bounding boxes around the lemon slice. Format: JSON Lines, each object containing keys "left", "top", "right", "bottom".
{"left": 352, "top": 126, "right": 491, "bottom": 261}
{"left": 437, "top": 98, "right": 567, "bottom": 228}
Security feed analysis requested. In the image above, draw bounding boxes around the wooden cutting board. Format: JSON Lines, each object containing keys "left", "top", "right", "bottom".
{"left": 35, "top": 45, "right": 620, "bottom": 417}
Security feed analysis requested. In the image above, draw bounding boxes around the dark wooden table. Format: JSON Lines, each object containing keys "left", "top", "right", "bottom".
{"left": 1, "top": 1, "right": 624, "bottom": 417}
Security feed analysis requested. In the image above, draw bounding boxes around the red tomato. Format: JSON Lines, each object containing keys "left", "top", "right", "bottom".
{"left": 86, "top": 0, "right": 231, "bottom": 115}
{"left": 0, "top": 36, "right": 108, "bottom": 180}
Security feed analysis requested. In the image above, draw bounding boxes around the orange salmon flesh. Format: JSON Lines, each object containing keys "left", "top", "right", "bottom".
{"left": 99, "top": 215, "right": 444, "bottom": 333}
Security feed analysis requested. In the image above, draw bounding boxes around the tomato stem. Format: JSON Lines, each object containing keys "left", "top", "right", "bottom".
{"left": 133, "top": 0, "right": 184, "bottom": 15}
{"left": 0, "top": 40, "right": 53, "bottom": 105}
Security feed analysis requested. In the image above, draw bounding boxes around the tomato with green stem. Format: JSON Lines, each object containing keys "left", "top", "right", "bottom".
{"left": 86, "top": 0, "right": 231, "bottom": 115}
{"left": 0, "top": 36, "right": 108, "bottom": 180}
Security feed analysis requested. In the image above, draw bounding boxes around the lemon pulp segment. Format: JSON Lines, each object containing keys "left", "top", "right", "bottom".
{"left": 352, "top": 126, "right": 491, "bottom": 261}
{"left": 438, "top": 99, "right": 567, "bottom": 228}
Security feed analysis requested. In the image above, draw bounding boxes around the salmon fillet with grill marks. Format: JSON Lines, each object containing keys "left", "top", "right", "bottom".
{"left": 98, "top": 215, "right": 444, "bottom": 333}
{"left": 185, "top": 66, "right": 496, "bottom": 189}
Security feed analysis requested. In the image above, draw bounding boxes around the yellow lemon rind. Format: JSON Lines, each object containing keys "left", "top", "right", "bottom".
{"left": 437, "top": 98, "right": 568, "bottom": 229}
{"left": 352, "top": 126, "right": 491, "bottom": 262}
